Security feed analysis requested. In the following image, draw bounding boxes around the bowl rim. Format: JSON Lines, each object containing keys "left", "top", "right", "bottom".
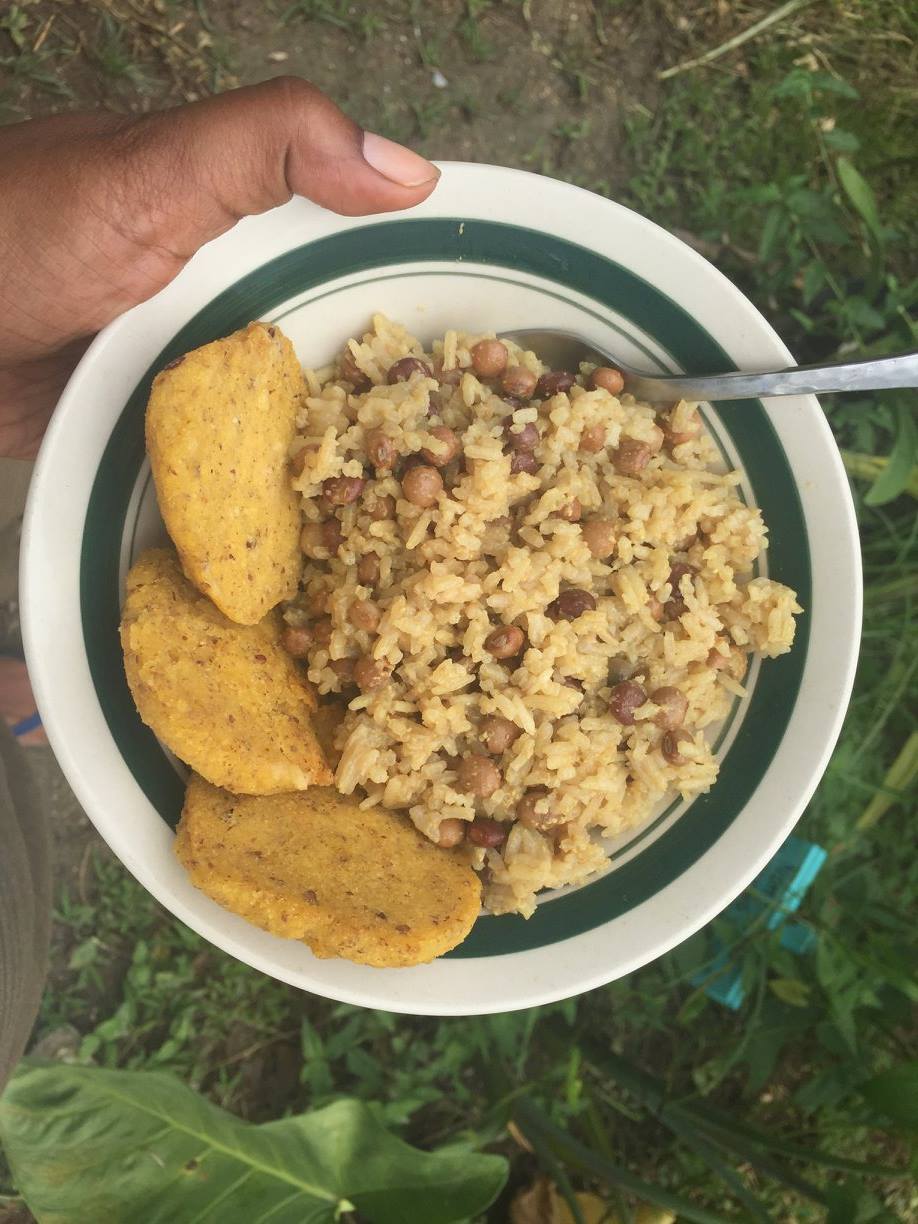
{"left": 21, "top": 162, "right": 862, "bottom": 1014}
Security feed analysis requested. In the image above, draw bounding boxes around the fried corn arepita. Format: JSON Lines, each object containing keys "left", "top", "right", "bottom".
{"left": 146, "top": 322, "right": 304, "bottom": 625}
{"left": 175, "top": 774, "right": 481, "bottom": 967}
{"left": 120, "top": 548, "right": 332, "bottom": 794}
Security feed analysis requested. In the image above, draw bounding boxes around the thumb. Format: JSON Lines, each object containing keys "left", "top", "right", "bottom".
{"left": 116, "top": 77, "right": 440, "bottom": 256}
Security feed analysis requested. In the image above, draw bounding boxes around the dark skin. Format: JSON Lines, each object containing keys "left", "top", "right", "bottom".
{"left": 0, "top": 77, "right": 440, "bottom": 458}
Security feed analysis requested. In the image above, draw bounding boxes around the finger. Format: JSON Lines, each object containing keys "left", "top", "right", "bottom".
{"left": 0, "top": 337, "right": 93, "bottom": 460}
{"left": 111, "top": 77, "right": 440, "bottom": 257}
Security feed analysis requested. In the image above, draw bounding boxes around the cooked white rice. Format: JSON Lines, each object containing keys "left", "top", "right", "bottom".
{"left": 284, "top": 315, "right": 801, "bottom": 917}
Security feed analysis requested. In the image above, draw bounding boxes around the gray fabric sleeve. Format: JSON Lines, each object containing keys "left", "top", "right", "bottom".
{"left": 0, "top": 720, "right": 51, "bottom": 1090}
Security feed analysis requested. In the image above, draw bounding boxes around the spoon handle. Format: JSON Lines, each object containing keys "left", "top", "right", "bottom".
{"left": 625, "top": 350, "right": 918, "bottom": 403}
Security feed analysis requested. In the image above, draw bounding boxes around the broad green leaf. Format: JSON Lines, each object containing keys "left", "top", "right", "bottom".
{"left": 825, "top": 1181, "right": 864, "bottom": 1224}
{"left": 770, "top": 977, "right": 811, "bottom": 1007}
{"left": 771, "top": 68, "right": 859, "bottom": 102}
{"left": 67, "top": 937, "right": 100, "bottom": 971}
{"left": 860, "top": 1062, "right": 918, "bottom": 1129}
{"left": 822, "top": 128, "right": 860, "bottom": 154}
{"left": 789, "top": 308, "right": 816, "bottom": 333}
{"left": 802, "top": 261, "right": 826, "bottom": 306}
{"left": 0, "top": 1061, "right": 507, "bottom": 1224}
{"left": 794, "top": 1061, "right": 868, "bottom": 1114}
{"left": 837, "top": 158, "right": 883, "bottom": 246}
{"left": 865, "top": 403, "right": 918, "bottom": 506}
{"left": 843, "top": 296, "right": 887, "bottom": 332}
{"left": 758, "top": 205, "right": 784, "bottom": 263}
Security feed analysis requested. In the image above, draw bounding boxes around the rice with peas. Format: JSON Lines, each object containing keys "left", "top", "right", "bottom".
{"left": 281, "top": 314, "right": 801, "bottom": 918}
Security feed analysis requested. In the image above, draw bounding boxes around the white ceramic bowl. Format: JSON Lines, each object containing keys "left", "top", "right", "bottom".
{"left": 21, "top": 164, "right": 861, "bottom": 1015}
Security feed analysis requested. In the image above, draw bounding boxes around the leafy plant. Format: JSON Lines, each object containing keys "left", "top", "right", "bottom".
{"left": 459, "top": 0, "right": 495, "bottom": 62}
{"left": 505, "top": 1024, "right": 912, "bottom": 1224}
{"left": 0, "top": 1062, "right": 506, "bottom": 1223}
{"left": 623, "top": 59, "right": 918, "bottom": 509}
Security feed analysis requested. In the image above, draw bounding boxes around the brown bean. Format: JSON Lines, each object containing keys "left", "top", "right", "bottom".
{"left": 516, "top": 787, "right": 559, "bottom": 831}
{"left": 561, "top": 676, "right": 585, "bottom": 692}
{"left": 665, "top": 562, "right": 696, "bottom": 618}
{"left": 300, "top": 519, "right": 342, "bottom": 559}
{"left": 661, "top": 728, "right": 693, "bottom": 765}
{"left": 614, "top": 438, "right": 653, "bottom": 475}
{"left": 367, "top": 493, "right": 396, "bottom": 521}
{"left": 467, "top": 817, "right": 508, "bottom": 848}
{"left": 650, "top": 686, "right": 688, "bottom": 730}
{"left": 324, "top": 519, "right": 343, "bottom": 552}
{"left": 556, "top": 498, "right": 582, "bottom": 523}
{"left": 357, "top": 553, "right": 380, "bottom": 586}
{"left": 578, "top": 423, "right": 607, "bottom": 454}
{"left": 502, "top": 417, "right": 539, "bottom": 452}
{"left": 323, "top": 475, "right": 365, "bottom": 506}
{"left": 708, "top": 639, "right": 748, "bottom": 681}
{"left": 582, "top": 519, "right": 617, "bottom": 559}
{"left": 420, "top": 425, "right": 461, "bottom": 467}
{"left": 436, "top": 818, "right": 467, "bottom": 848}
{"left": 330, "top": 657, "right": 356, "bottom": 685}
{"left": 400, "top": 452, "right": 426, "bottom": 473}
{"left": 289, "top": 443, "right": 317, "bottom": 477}
{"left": 484, "top": 624, "right": 526, "bottom": 659}
{"left": 510, "top": 450, "right": 539, "bottom": 475}
{"left": 608, "top": 656, "right": 634, "bottom": 685}
{"left": 365, "top": 428, "right": 397, "bottom": 471}
{"left": 535, "top": 370, "right": 574, "bottom": 399}
{"left": 350, "top": 599, "right": 381, "bottom": 632}
{"left": 707, "top": 637, "right": 731, "bottom": 669}
{"left": 433, "top": 358, "right": 463, "bottom": 386}
{"left": 353, "top": 655, "right": 391, "bottom": 692}
{"left": 669, "top": 561, "right": 695, "bottom": 589}
{"left": 480, "top": 715, "right": 522, "bottom": 755}
{"left": 401, "top": 464, "right": 443, "bottom": 507}
{"left": 446, "top": 645, "right": 472, "bottom": 667}
{"left": 661, "top": 406, "right": 702, "bottom": 448}
{"left": 281, "top": 625, "right": 312, "bottom": 658}
{"left": 340, "top": 348, "right": 371, "bottom": 392}
{"left": 590, "top": 366, "right": 625, "bottom": 394}
{"left": 300, "top": 523, "right": 325, "bottom": 558}
{"left": 470, "top": 339, "right": 508, "bottom": 378}
{"left": 502, "top": 365, "right": 538, "bottom": 399}
{"left": 312, "top": 617, "right": 333, "bottom": 647}
{"left": 387, "top": 356, "right": 432, "bottom": 384}
{"left": 609, "top": 680, "right": 647, "bottom": 726}
{"left": 547, "top": 588, "right": 596, "bottom": 621}
{"left": 455, "top": 755, "right": 502, "bottom": 798}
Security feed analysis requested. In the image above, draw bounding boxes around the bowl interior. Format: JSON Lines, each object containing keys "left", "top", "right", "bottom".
{"left": 80, "top": 217, "right": 811, "bottom": 961}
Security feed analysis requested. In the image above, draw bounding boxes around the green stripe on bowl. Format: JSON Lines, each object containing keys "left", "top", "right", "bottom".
{"left": 81, "top": 217, "right": 811, "bottom": 959}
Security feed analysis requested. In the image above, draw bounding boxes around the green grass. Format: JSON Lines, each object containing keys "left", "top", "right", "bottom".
{"left": 281, "top": 0, "right": 388, "bottom": 40}
{"left": 6, "top": 2, "right": 918, "bottom": 1220}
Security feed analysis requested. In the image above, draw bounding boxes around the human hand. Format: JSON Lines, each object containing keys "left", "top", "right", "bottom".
{"left": 0, "top": 78, "right": 439, "bottom": 459}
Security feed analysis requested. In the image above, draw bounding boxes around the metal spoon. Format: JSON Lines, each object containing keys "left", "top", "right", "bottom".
{"left": 499, "top": 328, "right": 918, "bottom": 403}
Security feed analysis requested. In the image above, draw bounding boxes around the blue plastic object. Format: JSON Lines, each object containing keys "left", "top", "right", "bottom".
{"left": 691, "top": 836, "right": 827, "bottom": 1009}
